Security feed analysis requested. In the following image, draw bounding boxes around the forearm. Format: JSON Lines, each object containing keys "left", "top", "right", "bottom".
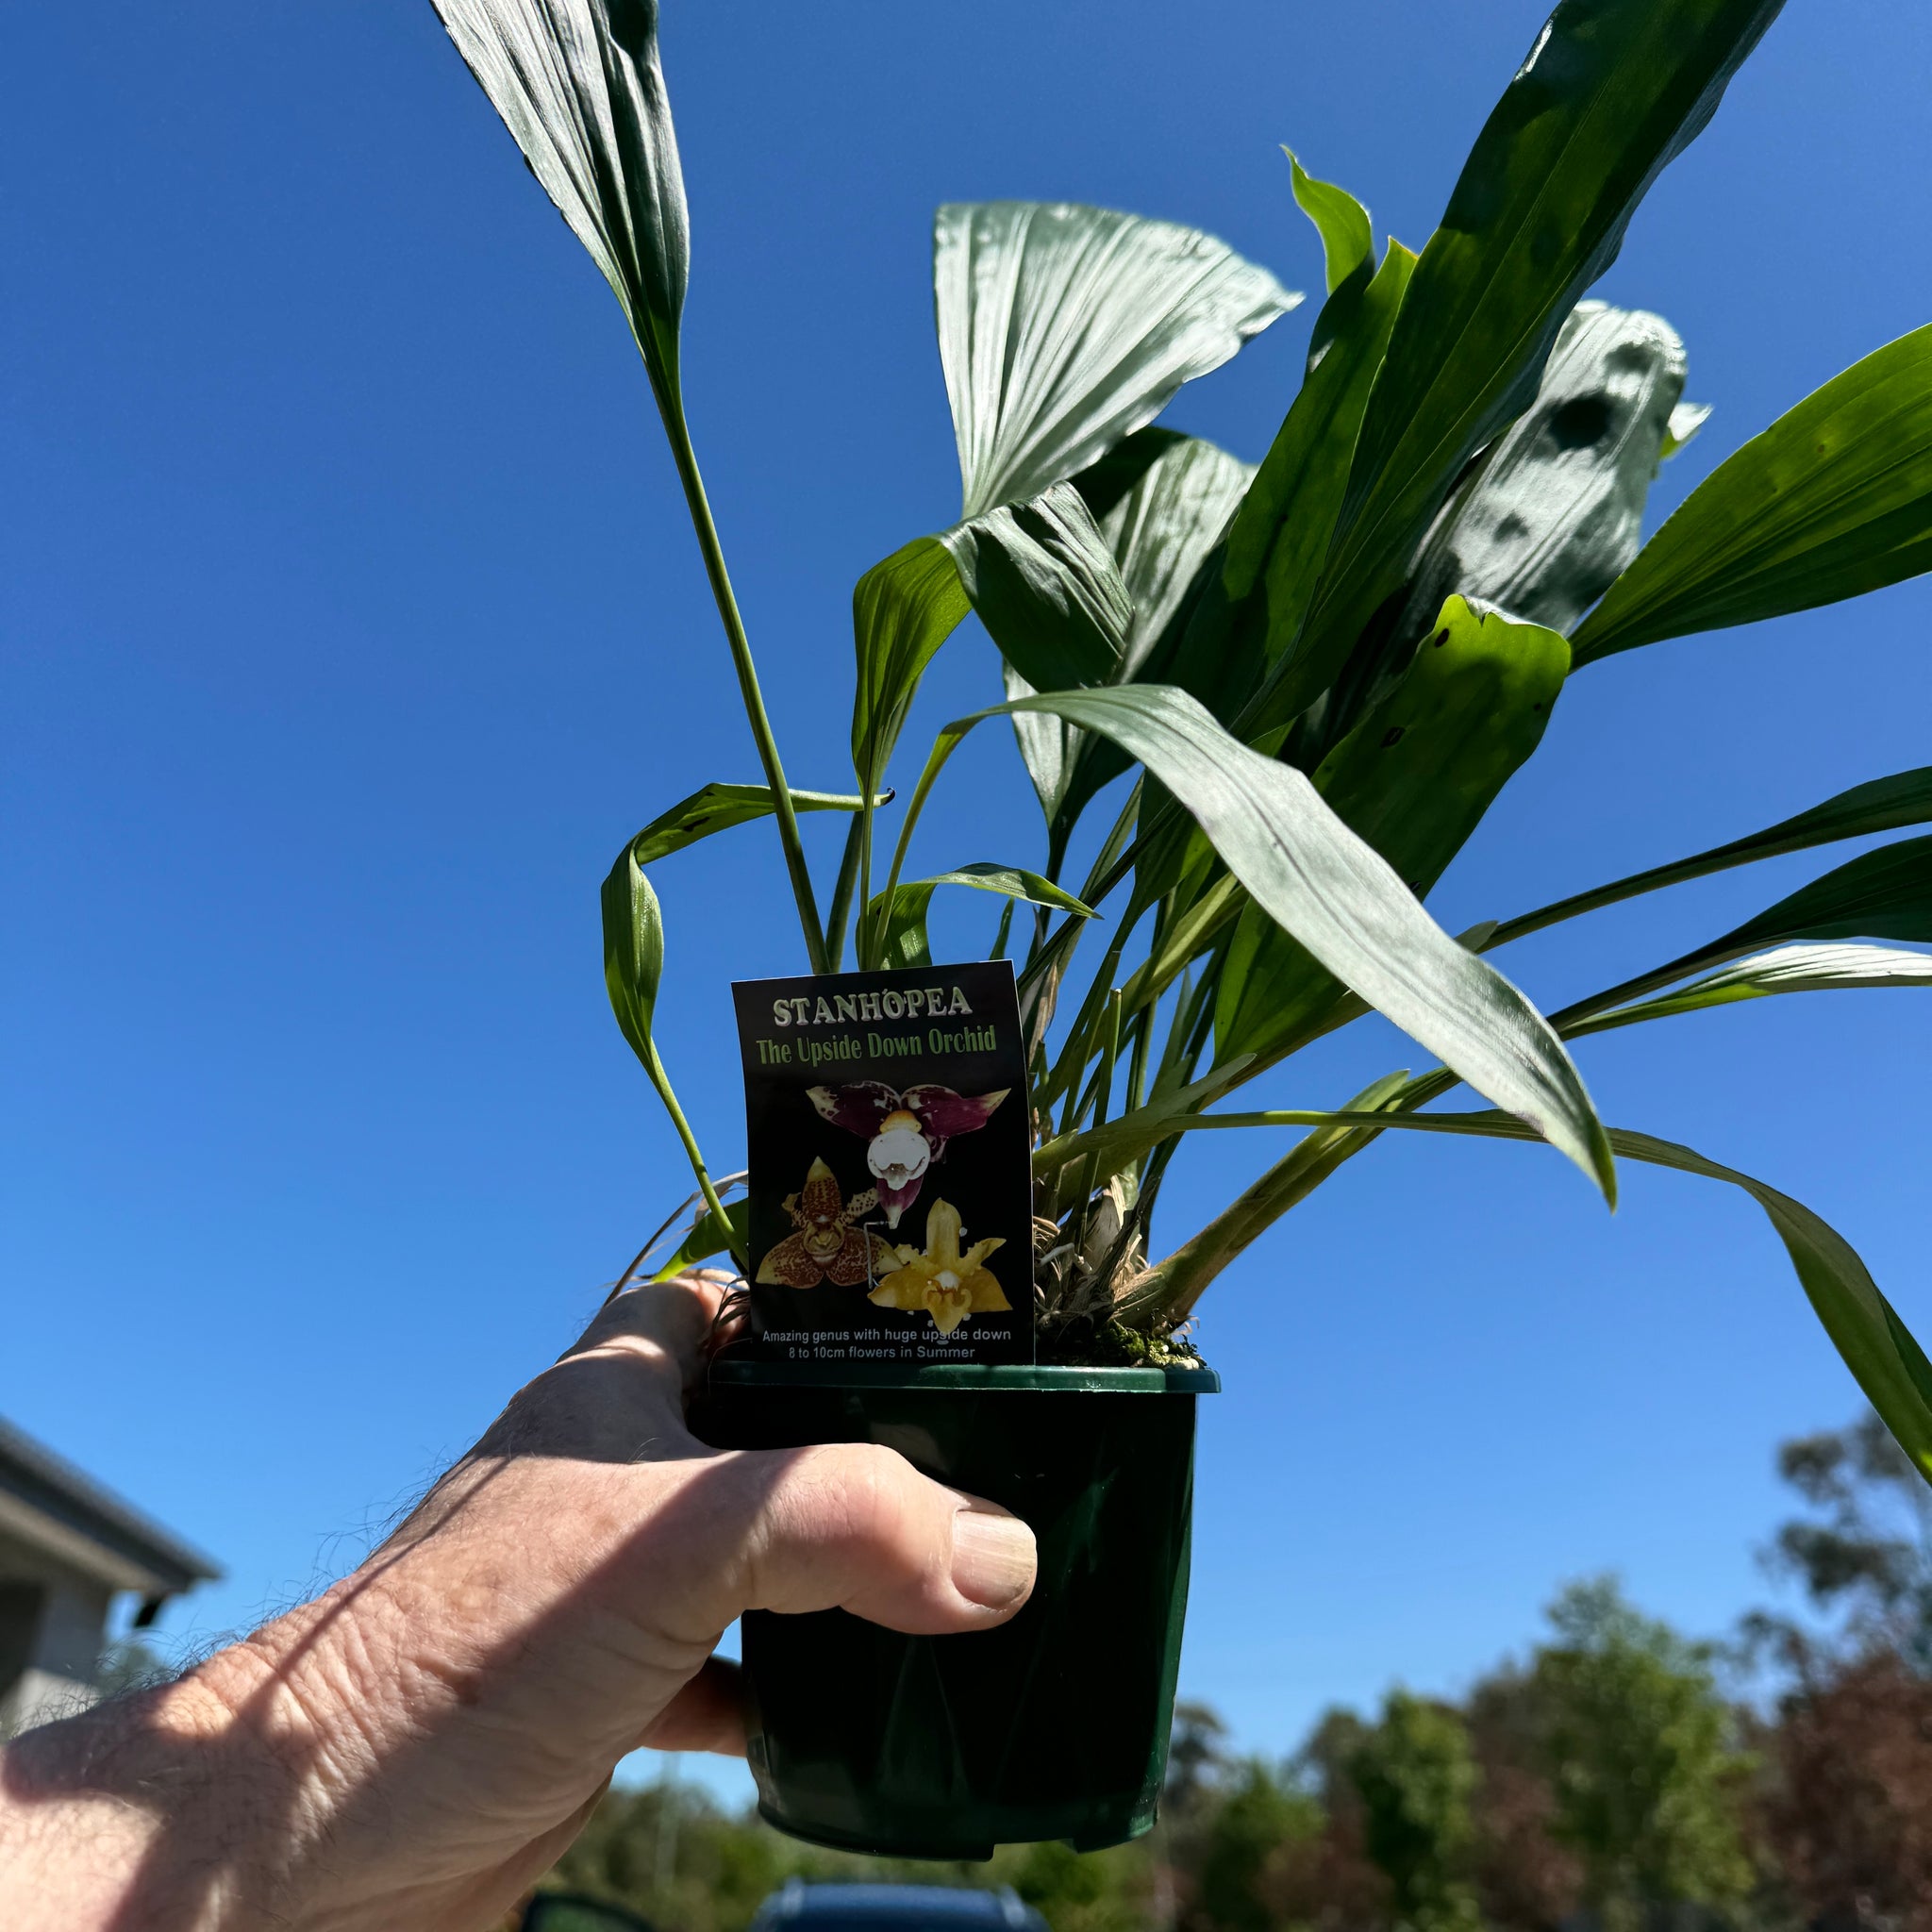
{"left": 0, "top": 1642, "right": 318, "bottom": 1929}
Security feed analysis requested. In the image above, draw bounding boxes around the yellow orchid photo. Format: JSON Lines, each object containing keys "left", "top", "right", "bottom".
{"left": 868, "top": 1199, "right": 1011, "bottom": 1336}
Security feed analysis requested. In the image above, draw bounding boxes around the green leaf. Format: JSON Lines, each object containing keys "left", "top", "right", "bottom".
{"left": 1108, "top": 438, "right": 1257, "bottom": 679}
{"left": 650, "top": 1199, "right": 750, "bottom": 1281}
{"left": 850, "top": 537, "right": 972, "bottom": 796}
{"left": 1024, "top": 437, "right": 1258, "bottom": 833}
{"left": 1568, "top": 941, "right": 1932, "bottom": 1037}
{"left": 1221, "top": 243, "right": 1418, "bottom": 682}
{"left": 936, "top": 201, "right": 1299, "bottom": 519}
{"left": 1284, "top": 147, "right": 1374, "bottom": 292}
{"left": 1558, "top": 834, "right": 1932, "bottom": 1027}
{"left": 1216, "top": 595, "right": 1572, "bottom": 1064}
{"left": 1033, "top": 1059, "right": 1255, "bottom": 1206}
{"left": 912, "top": 683, "right": 1613, "bottom": 1199}
{"left": 1491, "top": 765, "right": 1932, "bottom": 949}
{"left": 944, "top": 482, "right": 1132, "bottom": 694}
{"left": 626, "top": 781, "right": 874, "bottom": 868}
{"left": 1294, "top": 0, "right": 1784, "bottom": 692}
{"left": 864, "top": 864, "right": 1096, "bottom": 973}
{"left": 1164, "top": 1104, "right": 1932, "bottom": 1483}
{"left": 1713, "top": 837, "right": 1932, "bottom": 951}
{"left": 1066, "top": 426, "right": 1191, "bottom": 521}
{"left": 1400, "top": 300, "right": 1690, "bottom": 638}
{"left": 598, "top": 838, "right": 742, "bottom": 1264}
{"left": 1140, "top": 1088, "right": 1932, "bottom": 1476}
{"left": 601, "top": 835, "right": 666, "bottom": 1071}
{"left": 430, "top": 0, "right": 688, "bottom": 391}
{"left": 1574, "top": 322, "right": 1932, "bottom": 662}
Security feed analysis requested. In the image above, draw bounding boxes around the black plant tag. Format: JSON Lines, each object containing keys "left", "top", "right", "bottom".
{"left": 732, "top": 961, "right": 1035, "bottom": 1365}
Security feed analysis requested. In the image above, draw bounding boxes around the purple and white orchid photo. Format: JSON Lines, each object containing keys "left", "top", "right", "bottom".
{"left": 806, "top": 1080, "right": 1011, "bottom": 1227}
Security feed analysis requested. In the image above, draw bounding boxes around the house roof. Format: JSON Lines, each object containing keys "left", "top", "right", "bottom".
{"left": 0, "top": 1417, "right": 222, "bottom": 1599}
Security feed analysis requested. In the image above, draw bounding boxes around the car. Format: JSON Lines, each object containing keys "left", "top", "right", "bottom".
{"left": 749, "top": 1881, "right": 1049, "bottom": 1932}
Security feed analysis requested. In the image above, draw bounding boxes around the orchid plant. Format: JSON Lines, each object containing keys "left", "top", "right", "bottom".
{"left": 431, "top": 0, "right": 1932, "bottom": 1465}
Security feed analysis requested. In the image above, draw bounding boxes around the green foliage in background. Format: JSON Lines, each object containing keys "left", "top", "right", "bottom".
{"left": 1530, "top": 1582, "right": 1756, "bottom": 1926}
{"left": 429, "top": 0, "right": 1932, "bottom": 1475}
{"left": 1349, "top": 1694, "right": 1483, "bottom": 1932}
{"left": 535, "top": 1495, "right": 1926, "bottom": 1932}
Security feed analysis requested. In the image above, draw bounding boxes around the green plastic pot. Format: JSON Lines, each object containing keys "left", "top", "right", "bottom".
{"left": 688, "top": 1358, "right": 1218, "bottom": 1860}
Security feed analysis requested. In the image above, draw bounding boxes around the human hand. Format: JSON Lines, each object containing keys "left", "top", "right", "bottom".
{"left": 0, "top": 1274, "right": 1037, "bottom": 1932}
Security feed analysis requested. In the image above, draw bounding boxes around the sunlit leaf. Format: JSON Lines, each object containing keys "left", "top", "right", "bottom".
{"left": 1295, "top": 0, "right": 1784, "bottom": 692}
{"left": 909, "top": 683, "right": 1613, "bottom": 1197}
{"left": 943, "top": 482, "right": 1132, "bottom": 695}
{"left": 1660, "top": 398, "right": 1712, "bottom": 459}
{"left": 430, "top": 0, "right": 689, "bottom": 391}
{"left": 936, "top": 200, "right": 1298, "bottom": 519}
{"left": 1021, "top": 437, "right": 1258, "bottom": 833}
{"left": 1108, "top": 438, "right": 1257, "bottom": 679}
{"left": 864, "top": 864, "right": 1096, "bottom": 973}
{"left": 1285, "top": 147, "right": 1374, "bottom": 293}
{"left": 1491, "top": 765, "right": 1932, "bottom": 949}
{"left": 625, "top": 781, "right": 874, "bottom": 867}
{"left": 1574, "top": 322, "right": 1932, "bottom": 661}
{"left": 1568, "top": 941, "right": 1932, "bottom": 1036}
{"left": 1400, "top": 300, "right": 1690, "bottom": 638}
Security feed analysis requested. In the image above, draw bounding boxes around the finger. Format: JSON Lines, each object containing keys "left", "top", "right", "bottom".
{"left": 471, "top": 1277, "right": 725, "bottom": 1461}
{"left": 636, "top": 1655, "right": 747, "bottom": 1757}
{"left": 731, "top": 1443, "right": 1036, "bottom": 1635}
{"left": 568, "top": 1273, "right": 727, "bottom": 1379}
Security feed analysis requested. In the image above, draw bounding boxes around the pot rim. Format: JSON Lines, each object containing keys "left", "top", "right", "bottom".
{"left": 706, "top": 1357, "right": 1218, "bottom": 1394}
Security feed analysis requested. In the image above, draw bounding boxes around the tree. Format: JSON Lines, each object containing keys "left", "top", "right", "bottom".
{"left": 1347, "top": 1692, "right": 1482, "bottom": 1932}
{"left": 1745, "top": 1409, "right": 1932, "bottom": 1930}
{"left": 1752, "top": 1408, "right": 1932, "bottom": 1672}
{"left": 1183, "top": 1759, "right": 1324, "bottom": 1932}
{"left": 1760, "top": 1650, "right": 1932, "bottom": 1931}
{"left": 1531, "top": 1579, "right": 1755, "bottom": 1927}
{"left": 1462, "top": 1665, "right": 1582, "bottom": 1932}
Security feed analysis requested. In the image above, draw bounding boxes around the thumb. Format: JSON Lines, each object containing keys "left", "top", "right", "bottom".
{"left": 727, "top": 1442, "right": 1037, "bottom": 1635}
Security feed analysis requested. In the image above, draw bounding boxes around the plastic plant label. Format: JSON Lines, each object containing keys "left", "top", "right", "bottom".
{"left": 732, "top": 961, "right": 1035, "bottom": 1365}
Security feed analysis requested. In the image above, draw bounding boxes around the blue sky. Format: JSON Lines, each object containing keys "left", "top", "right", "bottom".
{"left": 6, "top": 0, "right": 1931, "bottom": 1807}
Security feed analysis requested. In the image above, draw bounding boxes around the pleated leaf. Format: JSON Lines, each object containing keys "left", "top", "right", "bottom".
{"left": 936, "top": 201, "right": 1298, "bottom": 520}
{"left": 1009, "top": 436, "right": 1259, "bottom": 828}
{"left": 943, "top": 482, "right": 1132, "bottom": 696}
{"left": 1399, "top": 300, "right": 1690, "bottom": 638}
{"left": 430, "top": 0, "right": 688, "bottom": 388}
{"left": 1574, "top": 322, "right": 1932, "bottom": 662}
